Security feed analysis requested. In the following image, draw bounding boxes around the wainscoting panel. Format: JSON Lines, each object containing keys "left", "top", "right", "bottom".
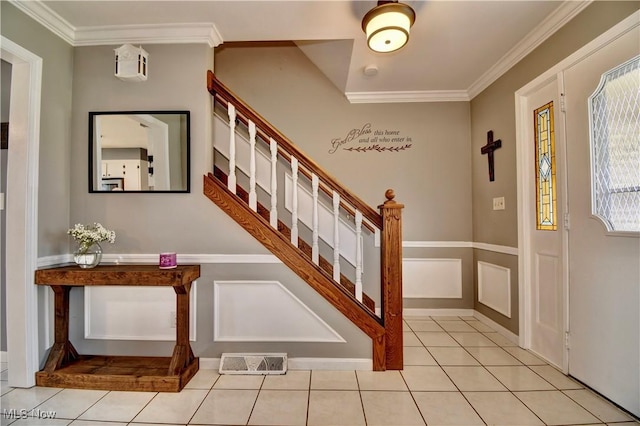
{"left": 84, "top": 283, "right": 197, "bottom": 341}
{"left": 214, "top": 280, "right": 345, "bottom": 342}
{"left": 477, "top": 261, "right": 511, "bottom": 318}
{"left": 403, "top": 258, "right": 462, "bottom": 298}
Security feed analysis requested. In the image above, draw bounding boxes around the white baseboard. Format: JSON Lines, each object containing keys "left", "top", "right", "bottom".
{"left": 0, "top": 351, "right": 7, "bottom": 363}
{"left": 200, "top": 357, "right": 372, "bottom": 371}
{"left": 473, "top": 310, "right": 519, "bottom": 344}
{"left": 404, "top": 308, "right": 475, "bottom": 317}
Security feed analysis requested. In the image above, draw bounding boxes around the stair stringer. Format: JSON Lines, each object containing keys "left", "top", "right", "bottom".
{"left": 203, "top": 173, "right": 387, "bottom": 370}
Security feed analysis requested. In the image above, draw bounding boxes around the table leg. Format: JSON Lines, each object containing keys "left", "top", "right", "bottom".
{"left": 169, "top": 282, "right": 195, "bottom": 375}
{"left": 42, "top": 286, "right": 79, "bottom": 372}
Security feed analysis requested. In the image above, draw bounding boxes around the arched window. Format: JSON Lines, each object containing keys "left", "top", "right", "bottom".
{"left": 589, "top": 55, "right": 640, "bottom": 233}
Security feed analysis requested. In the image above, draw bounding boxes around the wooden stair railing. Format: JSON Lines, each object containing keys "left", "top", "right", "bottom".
{"left": 206, "top": 71, "right": 404, "bottom": 370}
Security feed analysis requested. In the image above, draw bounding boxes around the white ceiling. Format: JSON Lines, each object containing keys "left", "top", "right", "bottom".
{"left": 11, "top": 0, "right": 591, "bottom": 102}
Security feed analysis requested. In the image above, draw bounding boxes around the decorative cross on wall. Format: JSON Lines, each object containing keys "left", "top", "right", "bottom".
{"left": 481, "top": 130, "right": 502, "bottom": 182}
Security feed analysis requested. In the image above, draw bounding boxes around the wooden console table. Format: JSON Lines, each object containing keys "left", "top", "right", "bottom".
{"left": 34, "top": 264, "right": 200, "bottom": 392}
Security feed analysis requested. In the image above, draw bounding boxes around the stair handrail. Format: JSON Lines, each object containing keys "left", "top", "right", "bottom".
{"left": 208, "top": 71, "right": 383, "bottom": 231}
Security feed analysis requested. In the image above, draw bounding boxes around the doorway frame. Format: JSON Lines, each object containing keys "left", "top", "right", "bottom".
{"left": 1, "top": 36, "right": 42, "bottom": 387}
{"left": 515, "top": 10, "right": 640, "bottom": 373}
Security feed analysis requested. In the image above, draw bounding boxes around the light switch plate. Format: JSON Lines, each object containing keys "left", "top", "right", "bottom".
{"left": 493, "top": 196, "right": 505, "bottom": 210}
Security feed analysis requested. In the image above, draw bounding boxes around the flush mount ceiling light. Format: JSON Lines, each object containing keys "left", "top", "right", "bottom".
{"left": 362, "top": 0, "right": 416, "bottom": 53}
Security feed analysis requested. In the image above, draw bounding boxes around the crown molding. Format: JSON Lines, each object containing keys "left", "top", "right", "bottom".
{"left": 8, "top": 0, "right": 223, "bottom": 47}
{"left": 8, "top": 0, "right": 75, "bottom": 45}
{"left": 345, "top": 90, "right": 470, "bottom": 103}
{"left": 467, "top": 0, "right": 592, "bottom": 99}
{"left": 74, "top": 23, "right": 223, "bottom": 47}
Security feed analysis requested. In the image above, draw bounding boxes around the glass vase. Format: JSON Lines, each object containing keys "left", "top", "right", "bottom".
{"left": 73, "top": 242, "right": 102, "bottom": 269}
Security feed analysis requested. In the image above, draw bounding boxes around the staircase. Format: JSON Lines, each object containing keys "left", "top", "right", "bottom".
{"left": 204, "top": 71, "right": 404, "bottom": 370}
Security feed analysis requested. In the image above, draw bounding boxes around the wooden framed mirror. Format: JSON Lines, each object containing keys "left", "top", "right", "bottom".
{"left": 89, "top": 111, "right": 190, "bottom": 192}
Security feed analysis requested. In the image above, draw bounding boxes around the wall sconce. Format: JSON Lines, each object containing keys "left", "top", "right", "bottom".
{"left": 362, "top": 1, "right": 416, "bottom": 53}
{"left": 114, "top": 44, "right": 148, "bottom": 81}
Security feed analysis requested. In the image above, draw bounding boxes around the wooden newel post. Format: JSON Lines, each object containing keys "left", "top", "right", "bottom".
{"left": 379, "top": 189, "right": 404, "bottom": 370}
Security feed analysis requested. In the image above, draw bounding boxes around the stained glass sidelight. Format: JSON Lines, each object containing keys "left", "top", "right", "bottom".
{"left": 534, "top": 102, "right": 557, "bottom": 231}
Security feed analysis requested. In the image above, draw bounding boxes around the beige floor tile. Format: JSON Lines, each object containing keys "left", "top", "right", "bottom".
{"left": 487, "top": 366, "right": 555, "bottom": 391}
{"left": 262, "top": 370, "right": 310, "bottom": 390}
{"left": 248, "top": 390, "right": 308, "bottom": 425}
{"left": 77, "top": 390, "right": 156, "bottom": 422}
{"left": 443, "top": 366, "right": 507, "bottom": 391}
{"left": 503, "top": 347, "right": 548, "bottom": 365}
{"left": 401, "top": 366, "right": 457, "bottom": 391}
{"left": 427, "top": 347, "right": 480, "bottom": 366}
{"left": 606, "top": 422, "right": 640, "bottom": 425}
{"left": 431, "top": 316, "right": 460, "bottom": 321}
{"left": 413, "top": 391, "right": 484, "bottom": 425}
{"left": 465, "top": 346, "right": 522, "bottom": 365}
{"left": 464, "top": 391, "right": 544, "bottom": 425}
{"left": 183, "top": 368, "right": 219, "bottom": 389}
{"left": 361, "top": 391, "right": 425, "bottom": 426}
{"left": 515, "top": 390, "right": 600, "bottom": 425}
{"left": 406, "top": 320, "right": 443, "bottom": 332}
{"left": 403, "top": 346, "right": 438, "bottom": 366}
{"left": 449, "top": 332, "right": 497, "bottom": 347}
{"left": 307, "top": 390, "right": 365, "bottom": 426}
{"left": 459, "top": 316, "right": 477, "bottom": 321}
{"left": 436, "top": 320, "right": 476, "bottom": 332}
{"left": 415, "top": 332, "right": 459, "bottom": 347}
{"left": 0, "top": 387, "right": 62, "bottom": 412}
{"left": 310, "top": 370, "right": 358, "bottom": 390}
{"left": 529, "top": 365, "right": 584, "bottom": 389}
{"left": 403, "top": 322, "right": 412, "bottom": 331}
{"left": 69, "top": 421, "right": 127, "bottom": 426}
{"left": 483, "top": 332, "right": 518, "bottom": 346}
{"left": 357, "top": 370, "right": 407, "bottom": 391}
{"left": 564, "top": 389, "right": 635, "bottom": 423}
{"left": 129, "top": 424, "right": 184, "bottom": 426}
{"left": 466, "top": 321, "right": 496, "bottom": 333}
{"left": 9, "top": 419, "right": 71, "bottom": 426}
{"left": 1, "top": 381, "right": 13, "bottom": 396}
{"left": 190, "top": 389, "right": 258, "bottom": 425}
{"left": 34, "top": 388, "right": 107, "bottom": 419}
{"left": 131, "top": 389, "right": 208, "bottom": 424}
{"left": 403, "top": 331, "right": 423, "bottom": 347}
{"left": 404, "top": 315, "right": 432, "bottom": 321}
{"left": 213, "top": 374, "right": 264, "bottom": 389}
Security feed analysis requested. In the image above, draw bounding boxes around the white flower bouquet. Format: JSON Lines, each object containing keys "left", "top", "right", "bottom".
{"left": 68, "top": 222, "right": 116, "bottom": 254}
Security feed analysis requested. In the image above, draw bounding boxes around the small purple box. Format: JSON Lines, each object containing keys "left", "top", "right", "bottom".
{"left": 159, "top": 252, "right": 177, "bottom": 269}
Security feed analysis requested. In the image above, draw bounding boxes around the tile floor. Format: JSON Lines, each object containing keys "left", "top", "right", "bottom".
{"left": 1, "top": 315, "right": 638, "bottom": 426}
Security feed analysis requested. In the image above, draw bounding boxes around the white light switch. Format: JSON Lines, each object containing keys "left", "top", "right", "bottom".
{"left": 493, "top": 196, "right": 505, "bottom": 210}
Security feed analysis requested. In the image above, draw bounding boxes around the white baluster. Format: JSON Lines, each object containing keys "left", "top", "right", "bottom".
{"left": 269, "top": 138, "right": 278, "bottom": 228}
{"left": 290, "top": 157, "right": 299, "bottom": 247}
{"left": 332, "top": 191, "right": 340, "bottom": 281}
{"left": 227, "top": 103, "right": 237, "bottom": 193}
{"left": 355, "top": 210, "right": 363, "bottom": 303}
{"left": 248, "top": 121, "right": 257, "bottom": 211}
{"left": 312, "top": 174, "right": 319, "bottom": 265}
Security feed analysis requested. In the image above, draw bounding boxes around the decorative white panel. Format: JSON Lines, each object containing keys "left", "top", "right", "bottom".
{"left": 214, "top": 280, "right": 345, "bottom": 342}
{"left": 84, "top": 283, "right": 197, "bottom": 341}
{"left": 284, "top": 174, "right": 358, "bottom": 266}
{"left": 477, "top": 261, "right": 511, "bottom": 318}
{"left": 402, "top": 258, "right": 462, "bottom": 298}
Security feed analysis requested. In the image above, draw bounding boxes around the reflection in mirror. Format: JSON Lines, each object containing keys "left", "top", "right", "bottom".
{"left": 89, "top": 111, "right": 190, "bottom": 192}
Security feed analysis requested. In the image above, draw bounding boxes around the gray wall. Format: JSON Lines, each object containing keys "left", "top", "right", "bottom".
{"left": 1, "top": 2, "right": 74, "bottom": 257}
{"left": 214, "top": 41, "right": 475, "bottom": 310}
{"left": 470, "top": 1, "right": 640, "bottom": 333}
{"left": 69, "top": 43, "right": 370, "bottom": 359}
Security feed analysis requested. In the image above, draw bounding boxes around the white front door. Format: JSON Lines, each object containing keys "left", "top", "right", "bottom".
{"left": 524, "top": 78, "right": 567, "bottom": 369}
{"left": 562, "top": 25, "right": 639, "bottom": 416}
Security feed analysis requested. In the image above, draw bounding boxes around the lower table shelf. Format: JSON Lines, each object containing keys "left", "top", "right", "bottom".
{"left": 35, "top": 355, "right": 199, "bottom": 392}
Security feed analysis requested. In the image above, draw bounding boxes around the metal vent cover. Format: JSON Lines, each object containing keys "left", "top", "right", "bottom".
{"left": 219, "top": 353, "right": 287, "bottom": 375}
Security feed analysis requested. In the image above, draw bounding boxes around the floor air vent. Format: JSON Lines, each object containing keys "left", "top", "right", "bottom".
{"left": 219, "top": 353, "right": 287, "bottom": 375}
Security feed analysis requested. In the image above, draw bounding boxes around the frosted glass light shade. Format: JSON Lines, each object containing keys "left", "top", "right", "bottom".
{"left": 362, "top": 2, "right": 416, "bottom": 53}
{"left": 114, "top": 44, "right": 148, "bottom": 82}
